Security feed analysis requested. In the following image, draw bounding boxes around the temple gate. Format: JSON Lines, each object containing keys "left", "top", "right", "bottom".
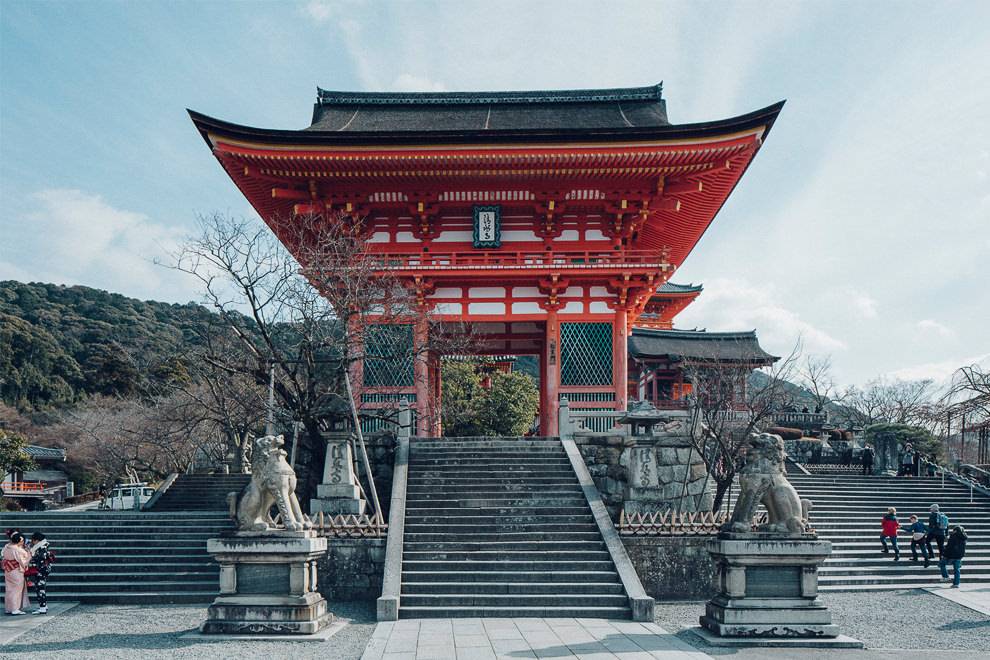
{"left": 191, "top": 84, "right": 782, "bottom": 436}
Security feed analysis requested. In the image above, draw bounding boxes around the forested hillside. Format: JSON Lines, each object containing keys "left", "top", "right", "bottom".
{"left": 0, "top": 281, "right": 216, "bottom": 409}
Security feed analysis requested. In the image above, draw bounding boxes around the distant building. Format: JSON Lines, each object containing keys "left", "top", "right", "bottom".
{"left": 2, "top": 444, "right": 69, "bottom": 501}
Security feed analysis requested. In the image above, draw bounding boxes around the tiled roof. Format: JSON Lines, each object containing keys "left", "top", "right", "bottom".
{"left": 24, "top": 445, "right": 66, "bottom": 461}
{"left": 654, "top": 282, "right": 703, "bottom": 295}
{"left": 628, "top": 328, "right": 777, "bottom": 364}
{"left": 308, "top": 84, "right": 669, "bottom": 132}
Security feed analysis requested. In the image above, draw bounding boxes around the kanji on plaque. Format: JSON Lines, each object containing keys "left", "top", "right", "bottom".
{"left": 473, "top": 204, "right": 501, "bottom": 248}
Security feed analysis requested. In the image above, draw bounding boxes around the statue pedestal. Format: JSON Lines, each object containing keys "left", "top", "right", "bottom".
{"left": 202, "top": 531, "right": 331, "bottom": 635}
{"left": 700, "top": 534, "right": 837, "bottom": 638}
{"left": 310, "top": 432, "right": 366, "bottom": 516}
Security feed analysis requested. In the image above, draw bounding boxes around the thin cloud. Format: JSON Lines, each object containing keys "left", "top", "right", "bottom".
{"left": 675, "top": 277, "right": 845, "bottom": 356}
{"left": 2, "top": 189, "right": 196, "bottom": 303}
{"left": 917, "top": 319, "right": 953, "bottom": 339}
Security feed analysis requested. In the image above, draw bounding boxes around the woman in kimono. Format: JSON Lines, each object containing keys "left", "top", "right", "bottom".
{"left": 2, "top": 530, "right": 31, "bottom": 614}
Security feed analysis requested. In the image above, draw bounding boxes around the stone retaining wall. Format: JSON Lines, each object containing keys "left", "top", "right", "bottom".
{"left": 621, "top": 536, "right": 718, "bottom": 601}
{"left": 317, "top": 537, "right": 387, "bottom": 602}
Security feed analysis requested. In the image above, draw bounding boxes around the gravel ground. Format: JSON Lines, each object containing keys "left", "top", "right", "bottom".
{"left": 3, "top": 600, "right": 377, "bottom": 660}
{"left": 654, "top": 589, "right": 990, "bottom": 654}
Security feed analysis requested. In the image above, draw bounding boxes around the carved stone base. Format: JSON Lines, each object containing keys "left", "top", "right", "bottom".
{"left": 701, "top": 535, "right": 838, "bottom": 639}
{"left": 202, "top": 532, "right": 331, "bottom": 635}
{"left": 311, "top": 483, "right": 366, "bottom": 515}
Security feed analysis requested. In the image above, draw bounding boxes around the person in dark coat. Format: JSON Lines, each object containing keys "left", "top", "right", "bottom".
{"left": 925, "top": 504, "right": 947, "bottom": 558}
{"left": 26, "top": 532, "right": 52, "bottom": 614}
{"left": 939, "top": 525, "right": 968, "bottom": 587}
{"left": 880, "top": 507, "right": 900, "bottom": 560}
{"left": 862, "top": 444, "right": 875, "bottom": 475}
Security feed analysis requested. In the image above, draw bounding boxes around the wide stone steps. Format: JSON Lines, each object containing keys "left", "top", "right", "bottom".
{"left": 401, "top": 581, "right": 624, "bottom": 595}
{"left": 399, "top": 436, "right": 631, "bottom": 619}
{"left": 398, "top": 605, "right": 632, "bottom": 619}
{"left": 405, "top": 531, "right": 606, "bottom": 543}
{"left": 0, "top": 511, "right": 231, "bottom": 603}
{"left": 760, "top": 474, "right": 990, "bottom": 590}
{"left": 147, "top": 473, "right": 250, "bottom": 511}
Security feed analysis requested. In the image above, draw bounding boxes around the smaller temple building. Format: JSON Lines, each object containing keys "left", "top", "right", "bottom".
{"left": 628, "top": 327, "right": 778, "bottom": 409}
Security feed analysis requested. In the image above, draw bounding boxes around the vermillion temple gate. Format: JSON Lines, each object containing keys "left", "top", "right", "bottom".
{"left": 191, "top": 85, "right": 782, "bottom": 436}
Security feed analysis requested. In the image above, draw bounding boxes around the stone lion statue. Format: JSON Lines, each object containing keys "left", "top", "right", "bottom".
{"left": 723, "top": 432, "right": 811, "bottom": 536}
{"left": 228, "top": 434, "right": 312, "bottom": 532}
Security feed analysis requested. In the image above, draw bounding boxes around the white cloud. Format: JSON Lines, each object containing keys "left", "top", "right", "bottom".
{"left": 303, "top": 1, "right": 335, "bottom": 24}
{"left": 392, "top": 74, "right": 446, "bottom": 92}
{"left": 2, "top": 189, "right": 197, "bottom": 302}
{"left": 917, "top": 319, "right": 953, "bottom": 339}
{"left": 674, "top": 277, "right": 845, "bottom": 357}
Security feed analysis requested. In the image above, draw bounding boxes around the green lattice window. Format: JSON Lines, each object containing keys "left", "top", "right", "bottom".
{"left": 560, "top": 322, "right": 613, "bottom": 386}
{"left": 362, "top": 325, "right": 414, "bottom": 387}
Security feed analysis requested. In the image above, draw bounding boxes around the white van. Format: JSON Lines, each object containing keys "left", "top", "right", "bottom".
{"left": 105, "top": 483, "right": 156, "bottom": 510}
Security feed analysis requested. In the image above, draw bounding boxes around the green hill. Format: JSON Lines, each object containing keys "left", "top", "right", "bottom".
{"left": 0, "top": 281, "right": 216, "bottom": 409}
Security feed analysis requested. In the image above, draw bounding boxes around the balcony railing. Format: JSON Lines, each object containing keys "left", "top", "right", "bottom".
{"left": 1, "top": 481, "right": 45, "bottom": 494}
{"left": 375, "top": 250, "right": 669, "bottom": 271}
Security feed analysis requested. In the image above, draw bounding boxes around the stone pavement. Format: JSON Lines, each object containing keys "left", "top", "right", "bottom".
{"left": 360, "top": 618, "right": 713, "bottom": 660}
{"left": 0, "top": 601, "right": 78, "bottom": 645}
{"left": 924, "top": 583, "right": 990, "bottom": 616}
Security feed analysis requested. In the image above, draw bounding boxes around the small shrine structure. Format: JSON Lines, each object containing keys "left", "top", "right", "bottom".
{"left": 190, "top": 84, "right": 782, "bottom": 436}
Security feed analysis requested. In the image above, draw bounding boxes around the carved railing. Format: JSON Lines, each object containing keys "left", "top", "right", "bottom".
{"left": 616, "top": 509, "right": 773, "bottom": 536}
{"left": 311, "top": 511, "right": 387, "bottom": 538}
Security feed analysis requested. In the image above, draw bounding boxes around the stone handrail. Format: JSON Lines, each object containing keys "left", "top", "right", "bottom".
{"left": 376, "top": 436, "right": 408, "bottom": 621}
{"left": 920, "top": 457, "right": 990, "bottom": 500}
{"left": 141, "top": 472, "right": 178, "bottom": 511}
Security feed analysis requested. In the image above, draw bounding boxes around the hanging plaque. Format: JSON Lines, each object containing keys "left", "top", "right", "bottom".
{"left": 473, "top": 204, "right": 501, "bottom": 248}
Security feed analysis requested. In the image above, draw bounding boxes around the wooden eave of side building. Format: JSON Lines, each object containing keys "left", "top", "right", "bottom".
{"left": 628, "top": 328, "right": 778, "bottom": 367}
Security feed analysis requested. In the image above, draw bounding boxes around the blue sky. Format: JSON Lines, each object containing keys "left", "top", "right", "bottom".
{"left": 1, "top": 1, "right": 988, "bottom": 388}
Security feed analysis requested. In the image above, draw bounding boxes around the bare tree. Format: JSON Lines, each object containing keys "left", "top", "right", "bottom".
{"left": 684, "top": 340, "right": 801, "bottom": 512}
{"left": 798, "top": 354, "right": 839, "bottom": 411}
{"left": 60, "top": 394, "right": 203, "bottom": 482}
{"left": 167, "top": 212, "right": 467, "bottom": 504}
{"left": 841, "top": 376, "right": 937, "bottom": 427}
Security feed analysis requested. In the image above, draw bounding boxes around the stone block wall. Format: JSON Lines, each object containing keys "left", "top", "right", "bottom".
{"left": 575, "top": 433, "right": 713, "bottom": 520}
{"left": 317, "top": 537, "right": 386, "bottom": 602}
{"left": 621, "top": 536, "right": 718, "bottom": 601}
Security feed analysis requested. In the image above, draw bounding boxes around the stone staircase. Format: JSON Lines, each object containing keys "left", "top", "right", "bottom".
{"left": 0, "top": 511, "right": 232, "bottom": 603}
{"left": 786, "top": 473, "right": 990, "bottom": 590}
{"left": 146, "top": 473, "right": 251, "bottom": 511}
{"left": 399, "top": 437, "right": 632, "bottom": 618}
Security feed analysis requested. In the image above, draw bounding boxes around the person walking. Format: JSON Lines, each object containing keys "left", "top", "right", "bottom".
{"left": 938, "top": 525, "right": 968, "bottom": 588}
{"left": 880, "top": 507, "right": 901, "bottom": 560}
{"left": 904, "top": 515, "right": 930, "bottom": 567}
{"left": 26, "top": 532, "right": 52, "bottom": 615}
{"left": 862, "top": 444, "right": 875, "bottom": 475}
{"left": 926, "top": 504, "right": 947, "bottom": 558}
{"left": 98, "top": 483, "right": 109, "bottom": 509}
{"left": 2, "top": 531, "right": 31, "bottom": 615}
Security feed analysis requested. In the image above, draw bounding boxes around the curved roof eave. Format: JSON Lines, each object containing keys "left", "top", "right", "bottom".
{"left": 187, "top": 101, "right": 785, "bottom": 150}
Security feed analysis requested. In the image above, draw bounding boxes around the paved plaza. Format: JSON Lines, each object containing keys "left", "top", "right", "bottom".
{"left": 1, "top": 587, "right": 988, "bottom": 660}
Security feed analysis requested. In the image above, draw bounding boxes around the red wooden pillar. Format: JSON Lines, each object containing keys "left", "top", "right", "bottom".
{"left": 541, "top": 309, "right": 560, "bottom": 436}
{"left": 613, "top": 309, "right": 628, "bottom": 411}
{"left": 414, "top": 319, "right": 429, "bottom": 437}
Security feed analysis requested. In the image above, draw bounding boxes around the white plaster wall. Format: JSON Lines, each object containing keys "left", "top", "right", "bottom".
{"left": 559, "top": 301, "right": 584, "bottom": 314}
{"left": 469, "top": 302, "right": 506, "bottom": 314}
{"left": 469, "top": 287, "right": 506, "bottom": 298}
{"left": 511, "top": 302, "right": 543, "bottom": 314}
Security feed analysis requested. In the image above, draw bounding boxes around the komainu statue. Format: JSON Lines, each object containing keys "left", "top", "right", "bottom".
{"left": 724, "top": 432, "right": 812, "bottom": 535}
{"left": 228, "top": 434, "right": 313, "bottom": 532}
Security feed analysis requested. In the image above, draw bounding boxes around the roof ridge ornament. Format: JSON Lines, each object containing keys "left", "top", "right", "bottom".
{"left": 316, "top": 83, "right": 663, "bottom": 106}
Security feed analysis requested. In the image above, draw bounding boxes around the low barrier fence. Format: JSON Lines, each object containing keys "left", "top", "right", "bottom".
{"left": 311, "top": 511, "right": 387, "bottom": 538}
{"left": 616, "top": 509, "right": 770, "bottom": 536}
